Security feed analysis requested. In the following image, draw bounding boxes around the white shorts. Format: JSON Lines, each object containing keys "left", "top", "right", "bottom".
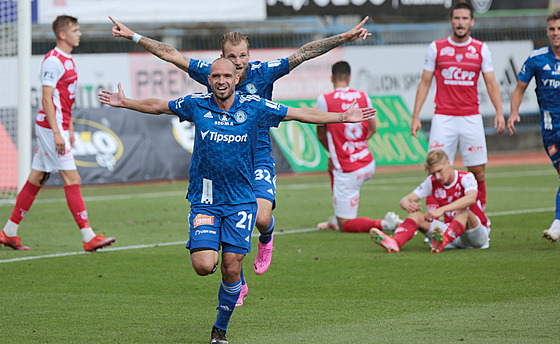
{"left": 427, "top": 219, "right": 490, "bottom": 250}
{"left": 31, "top": 124, "right": 77, "bottom": 172}
{"left": 332, "top": 160, "right": 375, "bottom": 219}
{"left": 428, "top": 114, "right": 487, "bottom": 167}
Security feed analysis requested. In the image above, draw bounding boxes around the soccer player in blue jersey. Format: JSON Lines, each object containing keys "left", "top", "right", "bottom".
{"left": 508, "top": 11, "right": 560, "bottom": 243}
{"left": 99, "top": 58, "right": 375, "bottom": 344}
{"left": 108, "top": 16, "right": 371, "bottom": 304}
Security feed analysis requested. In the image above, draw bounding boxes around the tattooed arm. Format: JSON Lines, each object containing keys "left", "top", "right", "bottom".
{"left": 287, "top": 16, "right": 371, "bottom": 70}
{"left": 109, "top": 16, "right": 190, "bottom": 73}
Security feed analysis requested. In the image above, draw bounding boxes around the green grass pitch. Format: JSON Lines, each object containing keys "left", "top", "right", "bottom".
{"left": 1, "top": 163, "right": 559, "bottom": 343}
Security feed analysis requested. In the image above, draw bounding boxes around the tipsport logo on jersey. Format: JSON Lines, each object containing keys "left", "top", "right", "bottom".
{"left": 71, "top": 118, "right": 124, "bottom": 171}
{"left": 171, "top": 111, "right": 249, "bottom": 152}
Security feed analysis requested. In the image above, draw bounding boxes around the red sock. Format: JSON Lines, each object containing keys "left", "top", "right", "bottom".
{"left": 64, "top": 184, "right": 90, "bottom": 229}
{"left": 477, "top": 180, "right": 486, "bottom": 210}
{"left": 10, "top": 181, "right": 41, "bottom": 224}
{"left": 341, "top": 217, "right": 382, "bottom": 233}
{"left": 447, "top": 220, "right": 466, "bottom": 237}
{"left": 393, "top": 218, "right": 418, "bottom": 248}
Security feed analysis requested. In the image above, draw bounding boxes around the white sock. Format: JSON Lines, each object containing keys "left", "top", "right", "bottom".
{"left": 463, "top": 223, "right": 487, "bottom": 248}
{"left": 80, "top": 227, "right": 95, "bottom": 243}
{"left": 3, "top": 220, "right": 19, "bottom": 237}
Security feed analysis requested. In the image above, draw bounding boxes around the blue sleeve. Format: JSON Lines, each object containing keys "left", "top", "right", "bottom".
{"left": 168, "top": 96, "right": 193, "bottom": 122}
{"left": 518, "top": 56, "right": 535, "bottom": 84}
{"left": 257, "top": 98, "right": 288, "bottom": 128}
{"left": 188, "top": 59, "right": 212, "bottom": 91}
{"left": 263, "top": 57, "right": 290, "bottom": 83}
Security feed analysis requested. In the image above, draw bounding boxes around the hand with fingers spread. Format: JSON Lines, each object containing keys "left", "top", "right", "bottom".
{"left": 98, "top": 83, "right": 126, "bottom": 107}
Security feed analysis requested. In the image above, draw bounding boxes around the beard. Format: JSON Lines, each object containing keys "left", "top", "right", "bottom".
{"left": 214, "top": 89, "right": 234, "bottom": 101}
{"left": 454, "top": 27, "right": 470, "bottom": 39}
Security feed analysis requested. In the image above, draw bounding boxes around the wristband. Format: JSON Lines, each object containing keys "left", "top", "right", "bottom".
{"left": 338, "top": 112, "right": 344, "bottom": 122}
{"left": 132, "top": 33, "right": 142, "bottom": 43}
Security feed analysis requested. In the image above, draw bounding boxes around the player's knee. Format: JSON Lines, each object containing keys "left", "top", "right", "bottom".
{"left": 255, "top": 212, "right": 271, "bottom": 230}
{"left": 192, "top": 261, "right": 217, "bottom": 276}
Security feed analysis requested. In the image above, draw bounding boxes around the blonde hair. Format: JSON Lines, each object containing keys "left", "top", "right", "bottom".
{"left": 424, "top": 149, "right": 449, "bottom": 172}
{"left": 221, "top": 31, "right": 250, "bottom": 53}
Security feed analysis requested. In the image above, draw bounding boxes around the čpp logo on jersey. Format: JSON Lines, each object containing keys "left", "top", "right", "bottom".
{"left": 72, "top": 118, "right": 124, "bottom": 171}
{"left": 193, "top": 214, "right": 214, "bottom": 228}
{"left": 441, "top": 67, "right": 476, "bottom": 86}
{"left": 200, "top": 130, "right": 248, "bottom": 143}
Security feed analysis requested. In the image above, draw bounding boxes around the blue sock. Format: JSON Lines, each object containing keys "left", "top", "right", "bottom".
{"left": 556, "top": 178, "right": 560, "bottom": 220}
{"left": 259, "top": 215, "right": 274, "bottom": 244}
{"left": 214, "top": 279, "right": 242, "bottom": 331}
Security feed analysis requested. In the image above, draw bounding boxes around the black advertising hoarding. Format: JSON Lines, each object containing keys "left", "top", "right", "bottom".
{"left": 266, "top": 0, "right": 550, "bottom": 21}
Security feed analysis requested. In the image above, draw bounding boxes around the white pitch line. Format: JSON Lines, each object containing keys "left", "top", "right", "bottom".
{"left": 0, "top": 227, "right": 319, "bottom": 264}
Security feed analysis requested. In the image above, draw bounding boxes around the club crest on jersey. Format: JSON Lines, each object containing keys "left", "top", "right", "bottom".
{"left": 456, "top": 54, "right": 463, "bottom": 62}
{"left": 193, "top": 214, "right": 214, "bottom": 228}
{"left": 234, "top": 110, "right": 247, "bottom": 123}
{"left": 245, "top": 83, "right": 257, "bottom": 94}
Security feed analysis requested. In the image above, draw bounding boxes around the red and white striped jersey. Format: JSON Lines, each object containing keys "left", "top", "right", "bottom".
{"left": 36, "top": 47, "right": 78, "bottom": 131}
{"left": 413, "top": 170, "right": 488, "bottom": 226}
{"left": 316, "top": 87, "right": 374, "bottom": 173}
{"left": 424, "top": 37, "right": 493, "bottom": 116}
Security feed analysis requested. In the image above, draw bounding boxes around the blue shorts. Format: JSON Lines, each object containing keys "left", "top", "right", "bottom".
{"left": 186, "top": 202, "right": 257, "bottom": 254}
{"left": 542, "top": 127, "right": 560, "bottom": 168}
{"left": 254, "top": 156, "right": 277, "bottom": 207}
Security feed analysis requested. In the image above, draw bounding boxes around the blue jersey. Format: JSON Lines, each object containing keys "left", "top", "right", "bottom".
{"left": 518, "top": 46, "right": 560, "bottom": 130}
{"left": 168, "top": 93, "right": 288, "bottom": 206}
{"left": 189, "top": 58, "right": 291, "bottom": 162}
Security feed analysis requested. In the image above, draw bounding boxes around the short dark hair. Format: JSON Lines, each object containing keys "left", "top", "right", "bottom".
{"left": 331, "top": 61, "right": 351, "bottom": 82}
{"left": 52, "top": 15, "right": 78, "bottom": 38}
{"left": 450, "top": 2, "right": 473, "bottom": 19}
{"left": 547, "top": 11, "right": 560, "bottom": 22}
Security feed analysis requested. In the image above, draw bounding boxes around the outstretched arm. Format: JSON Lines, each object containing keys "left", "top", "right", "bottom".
{"left": 109, "top": 16, "right": 190, "bottom": 73}
{"left": 285, "top": 100, "right": 375, "bottom": 123}
{"left": 98, "top": 83, "right": 174, "bottom": 115}
{"left": 287, "top": 16, "right": 371, "bottom": 70}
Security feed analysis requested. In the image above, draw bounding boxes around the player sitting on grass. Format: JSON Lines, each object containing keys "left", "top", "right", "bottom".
{"left": 370, "top": 149, "right": 490, "bottom": 253}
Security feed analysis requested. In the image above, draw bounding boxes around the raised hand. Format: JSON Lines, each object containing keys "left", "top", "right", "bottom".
{"left": 341, "top": 16, "right": 372, "bottom": 42}
{"left": 109, "top": 16, "right": 133, "bottom": 40}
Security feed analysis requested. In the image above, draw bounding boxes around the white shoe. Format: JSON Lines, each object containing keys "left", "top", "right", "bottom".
{"left": 317, "top": 216, "right": 339, "bottom": 230}
{"left": 381, "top": 212, "right": 403, "bottom": 232}
{"left": 543, "top": 222, "right": 560, "bottom": 243}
